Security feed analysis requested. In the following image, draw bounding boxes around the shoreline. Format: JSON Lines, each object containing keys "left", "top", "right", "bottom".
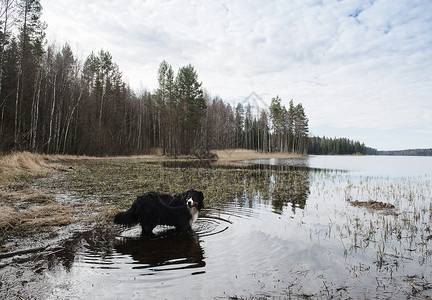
{"left": 0, "top": 149, "right": 302, "bottom": 236}
{"left": 213, "top": 149, "right": 304, "bottom": 162}
{"left": 0, "top": 149, "right": 304, "bottom": 175}
{"left": 96, "top": 149, "right": 305, "bottom": 162}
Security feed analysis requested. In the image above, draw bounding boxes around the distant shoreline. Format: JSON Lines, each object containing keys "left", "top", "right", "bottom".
{"left": 377, "top": 148, "right": 432, "bottom": 156}
{"left": 0, "top": 150, "right": 305, "bottom": 174}
{"left": 213, "top": 149, "right": 304, "bottom": 163}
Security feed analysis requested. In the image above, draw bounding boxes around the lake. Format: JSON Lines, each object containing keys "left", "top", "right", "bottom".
{"left": 247, "top": 155, "right": 432, "bottom": 176}
{"left": 35, "top": 155, "right": 432, "bottom": 299}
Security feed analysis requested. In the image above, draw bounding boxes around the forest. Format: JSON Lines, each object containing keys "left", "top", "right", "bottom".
{"left": 308, "top": 136, "right": 377, "bottom": 155}
{"left": 0, "top": 0, "right": 368, "bottom": 157}
{"left": 377, "top": 149, "right": 432, "bottom": 156}
{"left": 0, "top": 0, "right": 312, "bottom": 156}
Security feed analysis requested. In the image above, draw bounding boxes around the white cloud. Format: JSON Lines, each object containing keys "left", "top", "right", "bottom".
{"left": 41, "top": 0, "right": 432, "bottom": 150}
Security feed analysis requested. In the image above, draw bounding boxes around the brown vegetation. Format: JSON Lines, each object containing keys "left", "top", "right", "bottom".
{"left": 349, "top": 199, "right": 395, "bottom": 210}
{"left": 0, "top": 152, "right": 79, "bottom": 243}
{"left": 0, "top": 186, "right": 76, "bottom": 240}
{"left": 0, "top": 152, "right": 57, "bottom": 175}
{"left": 214, "top": 149, "right": 304, "bottom": 161}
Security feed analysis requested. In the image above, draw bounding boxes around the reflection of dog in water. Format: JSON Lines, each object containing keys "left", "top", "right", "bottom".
{"left": 115, "top": 230, "right": 206, "bottom": 273}
{"left": 114, "top": 189, "right": 204, "bottom": 237}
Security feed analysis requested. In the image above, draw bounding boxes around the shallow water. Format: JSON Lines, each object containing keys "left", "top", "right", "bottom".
{"left": 36, "top": 156, "right": 432, "bottom": 298}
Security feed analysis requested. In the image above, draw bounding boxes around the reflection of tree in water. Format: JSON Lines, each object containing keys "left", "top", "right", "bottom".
{"left": 270, "top": 170, "right": 309, "bottom": 213}
{"left": 228, "top": 165, "right": 310, "bottom": 214}
{"left": 239, "top": 165, "right": 310, "bottom": 214}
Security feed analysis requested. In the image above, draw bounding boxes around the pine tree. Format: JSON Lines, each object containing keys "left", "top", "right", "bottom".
{"left": 292, "top": 103, "right": 309, "bottom": 154}
{"left": 174, "top": 63, "right": 205, "bottom": 154}
{"left": 154, "top": 60, "right": 176, "bottom": 155}
{"left": 269, "top": 95, "right": 287, "bottom": 151}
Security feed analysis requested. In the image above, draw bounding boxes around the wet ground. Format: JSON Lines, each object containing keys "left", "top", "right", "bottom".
{"left": 1, "top": 156, "right": 432, "bottom": 299}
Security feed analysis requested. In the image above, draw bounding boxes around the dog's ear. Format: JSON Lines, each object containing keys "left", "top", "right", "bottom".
{"left": 185, "top": 189, "right": 193, "bottom": 199}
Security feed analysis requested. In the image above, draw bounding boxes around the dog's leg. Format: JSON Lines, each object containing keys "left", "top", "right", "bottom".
{"left": 140, "top": 224, "right": 156, "bottom": 239}
{"left": 176, "top": 224, "right": 192, "bottom": 232}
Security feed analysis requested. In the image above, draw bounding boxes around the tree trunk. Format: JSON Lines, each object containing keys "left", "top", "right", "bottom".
{"left": 46, "top": 73, "right": 57, "bottom": 152}
{"left": 31, "top": 68, "right": 42, "bottom": 151}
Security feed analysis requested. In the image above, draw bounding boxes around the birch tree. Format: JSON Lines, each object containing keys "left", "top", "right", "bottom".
{"left": 15, "top": 0, "right": 45, "bottom": 149}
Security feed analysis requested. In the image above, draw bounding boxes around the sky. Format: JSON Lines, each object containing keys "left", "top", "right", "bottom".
{"left": 41, "top": 0, "right": 432, "bottom": 151}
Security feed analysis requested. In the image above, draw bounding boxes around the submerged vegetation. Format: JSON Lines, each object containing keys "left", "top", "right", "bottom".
{"left": 316, "top": 172, "right": 432, "bottom": 272}
{"left": 40, "top": 158, "right": 310, "bottom": 214}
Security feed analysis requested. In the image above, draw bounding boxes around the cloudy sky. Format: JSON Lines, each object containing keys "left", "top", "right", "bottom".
{"left": 41, "top": 0, "right": 432, "bottom": 151}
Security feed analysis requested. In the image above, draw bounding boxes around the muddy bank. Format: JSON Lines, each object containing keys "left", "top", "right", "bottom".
{"left": 1, "top": 153, "right": 71, "bottom": 246}
{"left": 0, "top": 153, "right": 114, "bottom": 247}
{"left": 0, "top": 153, "right": 119, "bottom": 299}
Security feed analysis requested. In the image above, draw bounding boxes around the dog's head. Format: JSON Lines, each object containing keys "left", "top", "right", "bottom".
{"left": 184, "top": 189, "right": 204, "bottom": 211}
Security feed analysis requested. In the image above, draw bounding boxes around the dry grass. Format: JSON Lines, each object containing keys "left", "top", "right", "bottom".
{"left": 213, "top": 149, "right": 303, "bottom": 165}
{"left": 0, "top": 185, "right": 76, "bottom": 234}
{"left": 349, "top": 199, "right": 395, "bottom": 210}
{"left": 0, "top": 186, "right": 52, "bottom": 204}
{"left": 0, "top": 204, "right": 20, "bottom": 230}
{"left": 0, "top": 152, "right": 53, "bottom": 174}
{"left": 0, "top": 152, "right": 125, "bottom": 242}
{"left": 0, "top": 152, "right": 77, "bottom": 238}
{"left": 21, "top": 204, "right": 75, "bottom": 227}
{"left": 87, "top": 206, "right": 120, "bottom": 224}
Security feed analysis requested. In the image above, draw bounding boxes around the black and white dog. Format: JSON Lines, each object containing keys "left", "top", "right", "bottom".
{"left": 114, "top": 189, "right": 204, "bottom": 237}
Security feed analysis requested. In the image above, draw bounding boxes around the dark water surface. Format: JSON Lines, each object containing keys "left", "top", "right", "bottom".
{"left": 38, "top": 156, "right": 432, "bottom": 299}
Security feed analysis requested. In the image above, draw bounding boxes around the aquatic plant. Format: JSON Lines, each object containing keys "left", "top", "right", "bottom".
{"left": 38, "top": 158, "right": 310, "bottom": 215}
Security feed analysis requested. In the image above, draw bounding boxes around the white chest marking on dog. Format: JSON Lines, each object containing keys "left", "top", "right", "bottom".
{"left": 186, "top": 197, "right": 199, "bottom": 226}
{"left": 189, "top": 207, "right": 199, "bottom": 226}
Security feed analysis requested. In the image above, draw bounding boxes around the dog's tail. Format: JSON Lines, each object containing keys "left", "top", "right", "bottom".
{"left": 114, "top": 206, "right": 138, "bottom": 227}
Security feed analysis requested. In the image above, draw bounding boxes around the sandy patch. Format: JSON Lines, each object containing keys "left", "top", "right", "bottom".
{"left": 214, "top": 149, "right": 303, "bottom": 162}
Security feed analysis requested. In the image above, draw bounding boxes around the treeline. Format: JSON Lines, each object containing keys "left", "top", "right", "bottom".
{"left": 0, "top": 0, "right": 310, "bottom": 156}
{"left": 0, "top": 0, "right": 142, "bottom": 155}
{"left": 378, "top": 149, "right": 432, "bottom": 156}
{"left": 113, "top": 60, "right": 310, "bottom": 156}
{"left": 308, "top": 136, "right": 377, "bottom": 155}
